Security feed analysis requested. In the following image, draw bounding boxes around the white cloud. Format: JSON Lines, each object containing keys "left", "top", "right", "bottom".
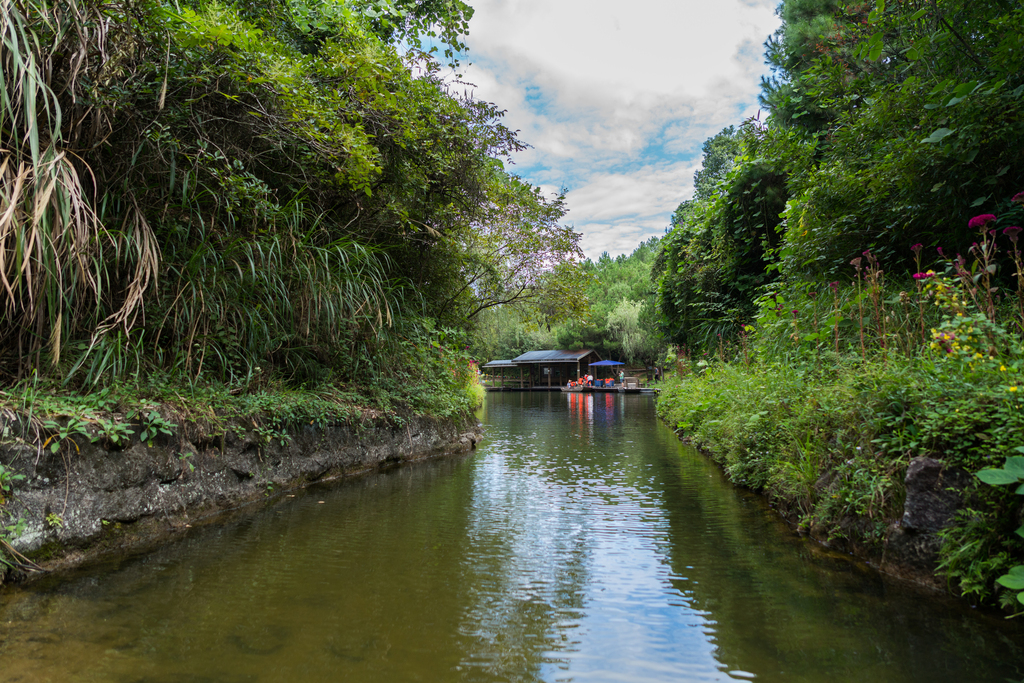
{"left": 564, "top": 161, "right": 700, "bottom": 258}
{"left": 459, "top": 0, "right": 781, "bottom": 257}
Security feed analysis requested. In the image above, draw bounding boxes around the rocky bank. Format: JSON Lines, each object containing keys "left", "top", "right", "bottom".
{"left": 794, "top": 455, "right": 971, "bottom": 589}
{"left": 0, "top": 411, "right": 481, "bottom": 581}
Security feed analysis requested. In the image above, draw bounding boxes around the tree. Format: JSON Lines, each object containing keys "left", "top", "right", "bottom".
{"left": 656, "top": 122, "right": 788, "bottom": 347}
{"left": 607, "top": 299, "right": 661, "bottom": 366}
{"left": 692, "top": 127, "right": 743, "bottom": 201}
{"left": 432, "top": 177, "right": 588, "bottom": 325}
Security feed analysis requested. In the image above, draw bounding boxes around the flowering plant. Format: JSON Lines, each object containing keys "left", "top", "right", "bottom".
{"left": 968, "top": 214, "right": 997, "bottom": 230}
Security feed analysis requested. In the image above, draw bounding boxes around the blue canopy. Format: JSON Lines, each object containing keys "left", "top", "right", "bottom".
{"left": 588, "top": 360, "right": 624, "bottom": 366}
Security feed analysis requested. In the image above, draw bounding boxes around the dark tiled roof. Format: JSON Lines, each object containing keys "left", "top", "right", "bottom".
{"left": 511, "top": 349, "right": 595, "bottom": 363}
{"left": 481, "top": 360, "right": 517, "bottom": 368}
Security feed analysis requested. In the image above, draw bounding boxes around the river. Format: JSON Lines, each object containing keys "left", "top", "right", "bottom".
{"left": 1, "top": 391, "right": 1022, "bottom": 682}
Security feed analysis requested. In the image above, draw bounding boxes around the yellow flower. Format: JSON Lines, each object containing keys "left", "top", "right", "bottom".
{"left": 1001, "top": 365, "right": 1007, "bottom": 372}
{"left": 1009, "top": 386, "right": 1019, "bottom": 393}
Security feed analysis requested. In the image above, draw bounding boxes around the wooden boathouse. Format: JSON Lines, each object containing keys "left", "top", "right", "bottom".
{"left": 481, "top": 349, "right": 601, "bottom": 391}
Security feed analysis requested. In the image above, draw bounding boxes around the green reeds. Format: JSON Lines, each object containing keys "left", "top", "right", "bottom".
{"left": 0, "top": 0, "right": 155, "bottom": 377}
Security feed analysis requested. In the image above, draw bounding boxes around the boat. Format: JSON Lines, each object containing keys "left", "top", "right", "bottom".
{"left": 560, "top": 385, "right": 587, "bottom": 393}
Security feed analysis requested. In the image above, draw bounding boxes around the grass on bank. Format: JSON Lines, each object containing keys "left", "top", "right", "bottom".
{"left": 0, "top": 337, "right": 484, "bottom": 577}
{"left": 657, "top": 352, "right": 1024, "bottom": 610}
{"left": 657, "top": 215, "right": 1024, "bottom": 612}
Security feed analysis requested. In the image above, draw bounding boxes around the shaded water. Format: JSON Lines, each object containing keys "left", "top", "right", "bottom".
{"left": 1, "top": 391, "right": 1022, "bottom": 682}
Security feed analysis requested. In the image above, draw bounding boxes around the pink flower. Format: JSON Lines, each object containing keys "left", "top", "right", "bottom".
{"left": 1011, "top": 191, "right": 1024, "bottom": 204}
{"left": 937, "top": 246, "right": 945, "bottom": 257}
{"left": 1005, "top": 226, "right": 1022, "bottom": 244}
{"left": 913, "top": 272, "right": 934, "bottom": 280}
{"left": 968, "top": 214, "right": 997, "bottom": 229}
{"left": 911, "top": 243, "right": 923, "bottom": 253}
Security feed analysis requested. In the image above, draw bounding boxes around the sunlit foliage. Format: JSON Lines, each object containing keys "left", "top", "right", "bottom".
{"left": 0, "top": 0, "right": 583, "bottom": 399}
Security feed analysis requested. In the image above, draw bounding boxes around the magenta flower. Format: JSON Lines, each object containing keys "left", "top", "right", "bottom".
{"left": 911, "top": 243, "right": 923, "bottom": 253}
{"left": 912, "top": 272, "right": 934, "bottom": 280}
{"left": 1005, "top": 226, "right": 1023, "bottom": 244}
{"left": 829, "top": 281, "right": 839, "bottom": 291}
{"left": 1012, "top": 191, "right": 1024, "bottom": 204}
{"left": 937, "top": 246, "right": 945, "bottom": 257}
{"left": 969, "top": 214, "right": 997, "bottom": 230}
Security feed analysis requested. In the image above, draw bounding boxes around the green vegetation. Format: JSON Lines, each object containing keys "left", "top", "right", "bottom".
{"left": 472, "top": 237, "right": 665, "bottom": 367}
{"left": 0, "top": 0, "right": 584, "bottom": 396}
{"left": 658, "top": 231, "right": 1024, "bottom": 608}
{"left": 974, "top": 456, "right": 1024, "bottom": 612}
{"left": 653, "top": 0, "right": 1024, "bottom": 611}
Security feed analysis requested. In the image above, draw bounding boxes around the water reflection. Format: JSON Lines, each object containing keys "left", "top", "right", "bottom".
{"left": 0, "top": 391, "right": 1022, "bottom": 682}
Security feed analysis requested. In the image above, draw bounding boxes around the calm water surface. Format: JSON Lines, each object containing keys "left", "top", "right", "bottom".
{"left": 1, "top": 392, "right": 1022, "bottom": 682}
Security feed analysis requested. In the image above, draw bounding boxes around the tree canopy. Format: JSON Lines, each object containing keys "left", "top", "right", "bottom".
{"left": 656, "top": 0, "right": 1024, "bottom": 348}
{"left": 0, "top": 0, "right": 585, "bottom": 393}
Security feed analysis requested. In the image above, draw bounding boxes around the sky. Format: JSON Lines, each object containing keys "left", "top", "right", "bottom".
{"left": 455, "top": 0, "right": 782, "bottom": 259}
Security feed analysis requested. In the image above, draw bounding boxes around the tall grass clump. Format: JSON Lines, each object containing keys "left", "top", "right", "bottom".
{"left": 0, "top": 0, "right": 158, "bottom": 377}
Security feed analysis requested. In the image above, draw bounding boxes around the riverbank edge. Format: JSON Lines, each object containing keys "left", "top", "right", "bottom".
{"left": 0, "top": 410, "right": 482, "bottom": 585}
{"left": 654, "top": 410, "right": 960, "bottom": 593}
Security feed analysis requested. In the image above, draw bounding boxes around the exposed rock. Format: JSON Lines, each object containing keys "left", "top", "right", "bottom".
{"left": 1, "top": 411, "right": 481, "bottom": 579}
{"left": 900, "top": 457, "right": 973, "bottom": 533}
{"left": 883, "top": 457, "right": 973, "bottom": 580}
